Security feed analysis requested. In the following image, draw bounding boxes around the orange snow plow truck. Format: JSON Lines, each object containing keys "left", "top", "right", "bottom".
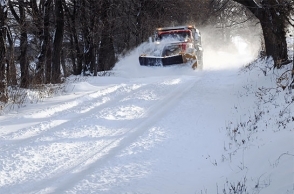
{"left": 139, "top": 25, "right": 203, "bottom": 69}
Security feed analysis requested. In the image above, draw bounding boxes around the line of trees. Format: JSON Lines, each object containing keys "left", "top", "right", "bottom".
{"left": 0, "top": 0, "right": 211, "bottom": 103}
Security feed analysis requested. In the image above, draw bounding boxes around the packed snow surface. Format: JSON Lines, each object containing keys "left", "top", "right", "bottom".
{"left": 0, "top": 40, "right": 293, "bottom": 193}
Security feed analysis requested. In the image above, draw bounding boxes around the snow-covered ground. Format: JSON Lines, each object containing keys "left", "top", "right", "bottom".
{"left": 0, "top": 38, "right": 293, "bottom": 194}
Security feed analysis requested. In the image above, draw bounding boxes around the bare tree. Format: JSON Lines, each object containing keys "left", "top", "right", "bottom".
{"left": 8, "top": 0, "right": 29, "bottom": 87}
{"left": 232, "top": 0, "right": 293, "bottom": 67}
{"left": 80, "top": 0, "right": 100, "bottom": 75}
{"left": 98, "top": 0, "right": 116, "bottom": 72}
{"left": 0, "top": 0, "right": 8, "bottom": 102}
{"left": 37, "top": 0, "right": 52, "bottom": 84}
{"left": 6, "top": 25, "right": 17, "bottom": 86}
{"left": 63, "top": 0, "right": 83, "bottom": 75}
{"left": 51, "top": 0, "right": 64, "bottom": 83}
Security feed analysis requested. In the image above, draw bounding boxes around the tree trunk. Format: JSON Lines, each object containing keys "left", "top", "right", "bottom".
{"left": 19, "top": 0, "right": 29, "bottom": 88}
{"left": 45, "top": 38, "right": 52, "bottom": 84}
{"left": 37, "top": 0, "right": 51, "bottom": 84}
{"left": 74, "top": 33, "right": 83, "bottom": 75}
{"left": 98, "top": 0, "right": 116, "bottom": 71}
{"left": 83, "top": 21, "right": 96, "bottom": 75}
{"left": 98, "top": 25, "right": 116, "bottom": 71}
{"left": 68, "top": 33, "right": 76, "bottom": 74}
{"left": 93, "top": 47, "right": 98, "bottom": 76}
{"left": 61, "top": 48, "right": 67, "bottom": 77}
{"left": 30, "top": 0, "right": 44, "bottom": 83}
{"left": 232, "top": 0, "right": 289, "bottom": 67}
{"left": 63, "top": 0, "right": 83, "bottom": 75}
{"left": 80, "top": 0, "right": 96, "bottom": 75}
{"left": 291, "top": 30, "right": 294, "bottom": 88}
{"left": 8, "top": 0, "right": 29, "bottom": 87}
{"left": 0, "top": 0, "right": 8, "bottom": 102}
{"left": 82, "top": 27, "right": 91, "bottom": 75}
{"left": 51, "top": 0, "right": 64, "bottom": 83}
{"left": 6, "top": 26, "right": 17, "bottom": 85}
{"left": 258, "top": 2, "right": 288, "bottom": 67}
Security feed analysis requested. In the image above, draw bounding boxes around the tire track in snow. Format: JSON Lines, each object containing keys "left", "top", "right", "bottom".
{"left": 32, "top": 77, "right": 198, "bottom": 194}
{"left": 0, "top": 83, "right": 151, "bottom": 193}
{"left": 0, "top": 85, "right": 123, "bottom": 138}
{"left": 0, "top": 84, "right": 143, "bottom": 152}
{"left": 0, "top": 77, "right": 199, "bottom": 193}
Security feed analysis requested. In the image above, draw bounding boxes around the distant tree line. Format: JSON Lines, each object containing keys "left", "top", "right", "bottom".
{"left": 0, "top": 0, "right": 293, "bottom": 103}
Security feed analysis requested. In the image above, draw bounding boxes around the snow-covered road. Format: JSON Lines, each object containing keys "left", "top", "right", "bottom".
{"left": 0, "top": 65, "right": 246, "bottom": 193}
{"left": 0, "top": 44, "right": 293, "bottom": 193}
{"left": 1, "top": 72, "right": 205, "bottom": 193}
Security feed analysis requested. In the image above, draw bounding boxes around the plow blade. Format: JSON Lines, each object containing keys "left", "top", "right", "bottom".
{"left": 139, "top": 55, "right": 184, "bottom": 66}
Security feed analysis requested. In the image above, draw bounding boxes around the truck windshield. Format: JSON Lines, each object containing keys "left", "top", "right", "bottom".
{"left": 158, "top": 31, "right": 191, "bottom": 41}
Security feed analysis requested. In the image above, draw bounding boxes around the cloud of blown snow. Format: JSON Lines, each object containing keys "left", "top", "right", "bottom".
{"left": 113, "top": 23, "right": 262, "bottom": 76}
{"left": 200, "top": 25, "right": 262, "bottom": 70}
